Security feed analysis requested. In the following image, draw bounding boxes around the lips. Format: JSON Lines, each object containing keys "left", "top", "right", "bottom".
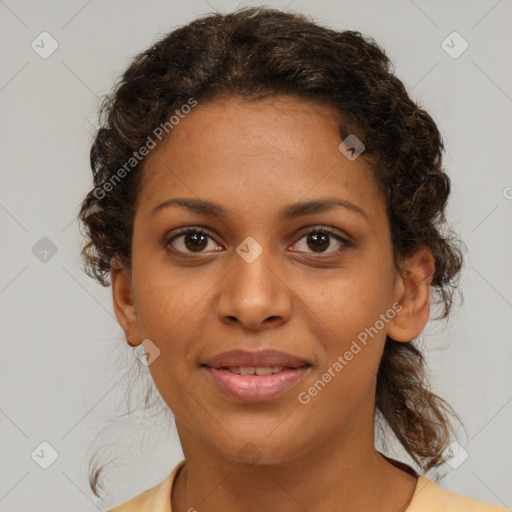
{"left": 201, "top": 349, "right": 312, "bottom": 402}
{"left": 202, "top": 348, "right": 310, "bottom": 369}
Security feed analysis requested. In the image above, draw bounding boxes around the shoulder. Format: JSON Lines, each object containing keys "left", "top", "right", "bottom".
{"left": 407, "top": 476, "right": 510, "bottom": 512}
{"left": 106, "top": 459, "right": 185, "bottom": 512}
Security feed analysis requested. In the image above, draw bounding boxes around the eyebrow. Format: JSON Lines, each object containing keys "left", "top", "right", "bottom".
{"left": 150, "top": 196, "right": 369, "bottom": 222}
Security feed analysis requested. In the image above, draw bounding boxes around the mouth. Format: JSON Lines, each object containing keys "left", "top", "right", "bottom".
{"left": 201, "top": 364, "right": 312, "bottom": 402}
{"left": 208, "top": 364, "right": 309, "bottom": 375}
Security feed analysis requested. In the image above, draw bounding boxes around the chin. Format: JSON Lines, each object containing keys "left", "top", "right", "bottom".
{"left": 207, "top": 432, "right": 311, "bottom": 468}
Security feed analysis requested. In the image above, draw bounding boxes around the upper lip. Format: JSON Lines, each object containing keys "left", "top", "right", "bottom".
{"left": 202, "top": 349, "right": 311, "bottom": 369}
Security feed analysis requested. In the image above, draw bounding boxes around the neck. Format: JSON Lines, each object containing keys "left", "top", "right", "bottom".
{"left": 171, "top": 409, "right": 418, "bottom": 512}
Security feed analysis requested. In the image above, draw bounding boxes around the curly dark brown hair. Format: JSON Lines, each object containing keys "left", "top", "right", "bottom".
{"left": 78, "top": 5, "right": 464, "bottom": 498}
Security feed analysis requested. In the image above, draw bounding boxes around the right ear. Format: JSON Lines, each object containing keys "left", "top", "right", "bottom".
{"left": 110, "top": 258, "right": 141, "bottom": 347}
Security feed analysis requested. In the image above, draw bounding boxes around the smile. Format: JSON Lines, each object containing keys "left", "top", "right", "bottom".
{"left": 202, "top": 364, "right": 311, "bottom": 402}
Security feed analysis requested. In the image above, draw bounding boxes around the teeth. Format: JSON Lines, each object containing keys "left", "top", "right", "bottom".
{"left": 225, "top": 366, "right": 285, "bottom": 375}
{"left": 255, "top": 367, "right": 272, "bottom": 375}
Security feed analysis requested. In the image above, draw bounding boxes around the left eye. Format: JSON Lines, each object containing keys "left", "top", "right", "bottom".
{"left": 165, "top": 227, "right": 350, "bottom": 255}
{"left": 291, "top": 227, "right": 350, "bottom": 255}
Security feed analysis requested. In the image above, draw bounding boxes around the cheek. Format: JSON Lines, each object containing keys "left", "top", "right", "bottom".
{"left": 299, "top": 270, "right": 392, "bottom": 408}
{"left": 304, "top": 267, "right": 391, "bottom": 345}
{"left": 132, "top": 251, "right": 209, "bottom": 340}
{"left": 294, "top": 278, "right": 388, "bottom": 421}
{"left": 131, "top": 258, "right": 216, "bottom": 393}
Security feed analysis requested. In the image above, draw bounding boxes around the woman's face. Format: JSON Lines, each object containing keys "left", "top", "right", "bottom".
{"left": 112, "top": 95, "right": 421, "bottom": 465}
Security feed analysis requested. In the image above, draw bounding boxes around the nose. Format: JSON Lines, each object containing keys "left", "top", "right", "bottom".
{"left": 215, "top": 250, "right": 293, "bottom": 331}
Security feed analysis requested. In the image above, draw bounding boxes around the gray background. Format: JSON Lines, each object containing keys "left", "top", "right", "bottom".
{"left": 0, "top": 0, "right": 511, "bottom": 510}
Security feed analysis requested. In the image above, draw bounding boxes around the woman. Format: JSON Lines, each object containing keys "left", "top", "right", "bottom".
{"left": 78, "top": 6, "right": 508, "bottom": 512}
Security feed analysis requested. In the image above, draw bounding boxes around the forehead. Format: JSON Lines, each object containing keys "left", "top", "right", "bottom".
{"left": 136, "top": 95, "right": 384, "bottom": 222}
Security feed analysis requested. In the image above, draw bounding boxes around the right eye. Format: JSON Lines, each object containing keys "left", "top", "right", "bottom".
{"left": 165, "top": 227, "right": 223, "bottom": 255}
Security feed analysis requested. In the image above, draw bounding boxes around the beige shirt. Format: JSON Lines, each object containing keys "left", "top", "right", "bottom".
{"left": 108, "top": 459, "right": 509, "bottom": 512}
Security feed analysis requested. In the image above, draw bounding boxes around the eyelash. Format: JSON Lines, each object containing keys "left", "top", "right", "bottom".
{"left": 164, "top": 225, "right": 351, "bottom": 257}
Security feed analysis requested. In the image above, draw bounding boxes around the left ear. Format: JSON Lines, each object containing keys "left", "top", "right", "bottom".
{"left": 387, "top": 246, "right": 435, "bottom": 342}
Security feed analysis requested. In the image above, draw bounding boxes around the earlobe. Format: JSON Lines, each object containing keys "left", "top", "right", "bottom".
{"left": 110, "top": 258, "right": 141, "bottom": 347}
{"left": 387, "top": 247, "right": 435, "bottom": 343}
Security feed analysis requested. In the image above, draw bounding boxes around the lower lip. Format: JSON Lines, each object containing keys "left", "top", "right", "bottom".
{"left": 203, "top": 366, "right": 311, "bottom": 402}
